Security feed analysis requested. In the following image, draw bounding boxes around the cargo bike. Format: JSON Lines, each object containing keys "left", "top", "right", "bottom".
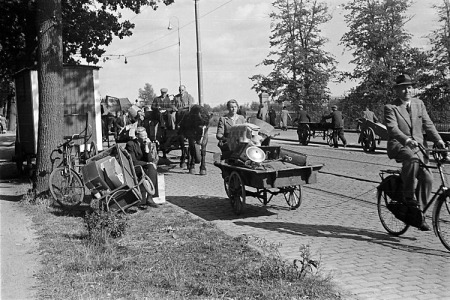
{"left": 214, "top": 145, "right": 323, "bottom": 215}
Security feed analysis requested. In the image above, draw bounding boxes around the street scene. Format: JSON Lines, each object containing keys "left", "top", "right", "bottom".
{"left": 1, "top": 0, "right": 450, "bottom": 299}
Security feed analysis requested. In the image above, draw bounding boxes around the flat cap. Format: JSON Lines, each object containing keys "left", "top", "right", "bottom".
{"left": 161, "top": 88, "right": 168, "bottom": 93}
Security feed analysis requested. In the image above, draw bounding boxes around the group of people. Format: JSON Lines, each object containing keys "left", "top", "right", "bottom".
{"left": 102, "top": 85, "right": 195, "bottom": 142}
{"left": 256, "top": 105, "right": 292, "bottom": 131}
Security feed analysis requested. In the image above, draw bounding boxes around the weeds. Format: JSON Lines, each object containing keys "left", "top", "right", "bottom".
{"left": 83, "top": 210, "right": 128, "bottom": 245}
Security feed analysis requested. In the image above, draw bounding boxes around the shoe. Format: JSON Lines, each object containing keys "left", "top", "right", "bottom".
{"left": 147, "top": 202, "right": 160, "bottom": 208}
{"left": 419, "top": 221, "right": 431, "bottom": 231}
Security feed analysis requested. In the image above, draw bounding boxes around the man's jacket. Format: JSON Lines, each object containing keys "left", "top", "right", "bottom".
{"left": 384, "top": 98, "right": 441, "bottom": 159}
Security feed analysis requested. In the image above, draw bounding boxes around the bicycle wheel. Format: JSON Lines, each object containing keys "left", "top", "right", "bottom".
{"left": 434, "top": 192, "right": 450, "bottom": 251}
{"left": 377, "top": 188, "right": 409, "bottom": 236}
{"left": 49, "top": 167, "right": 84, "bottom": 208}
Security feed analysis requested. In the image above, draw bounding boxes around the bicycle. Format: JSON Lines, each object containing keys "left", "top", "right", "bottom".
{"left": 48, "top": 128, "right": 97, "bottom": 208}
{"left": 377, "top": 143, "right": 450, "bottom": 251}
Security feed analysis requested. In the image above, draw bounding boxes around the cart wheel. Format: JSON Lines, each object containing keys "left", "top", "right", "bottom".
{"left": 49, "top": 167, "right": 84, "bottom": 209}
{"left": 361, "top": 128, "right": 376, "bottom": 152}
{"left": 228, "top": 171, "right": 246, "bottom": 215}
{"left": 326, "top": 129, "right": 334, "bottom": 147}
{"left": 284, "top": 185, "right": 302, "bottom": 210}
{"left": 298, "top": 124, "right": 310, "bottom": 145}
{"left": 223, "top": 175, "right": 231, "bottom": 198}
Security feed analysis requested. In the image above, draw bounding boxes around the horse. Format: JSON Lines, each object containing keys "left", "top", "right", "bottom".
{"left": 178, "top": 105, "right": 210, "bottom": 175}
{"left": 146, "top": 105, "right": 210, "bottom": 175}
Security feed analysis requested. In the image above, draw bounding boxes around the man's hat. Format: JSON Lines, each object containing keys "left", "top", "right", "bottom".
{"left": 394, "top": 74, "right": 414, "bottom": 87}
{"left": 161, "top": 88, "right": 168, "bottom": 93}
{"left": 331, "top": 105, "right": 337, "bottom": 109}
{"left": 298, "top": 105, "right": 303, "bottom": 109}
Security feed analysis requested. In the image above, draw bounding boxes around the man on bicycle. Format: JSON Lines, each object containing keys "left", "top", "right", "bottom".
{"left": 384, "top": 73, "right": 445, "bottom": 231}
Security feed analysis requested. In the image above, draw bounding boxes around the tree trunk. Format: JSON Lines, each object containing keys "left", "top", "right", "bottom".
{"left": 34, "top": 0, "right": 64, "bottom": 194}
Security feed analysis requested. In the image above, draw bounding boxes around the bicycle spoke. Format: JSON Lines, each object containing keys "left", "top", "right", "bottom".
{"left": 435, "top": 194, "right": 450, "bottom": 251}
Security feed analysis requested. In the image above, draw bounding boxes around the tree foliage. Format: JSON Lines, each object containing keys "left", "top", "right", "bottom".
{"left": 0, "top": 0, "right": 174, "bottom": 84}
{"left": 339, "top": 0, "right": 419, "bottom": 122}
{"left": 250, "top": 0, "right": 336, "bottom": 111}
{"left": 138, "top": 83, "right": 157, "bottom": 105}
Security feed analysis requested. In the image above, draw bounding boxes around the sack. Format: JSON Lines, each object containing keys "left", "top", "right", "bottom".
{"left": 378, "top": 175, "right": 403, "bottom": 202}
{"left": 378, "top": 174, "right": 424, "bottom": 228}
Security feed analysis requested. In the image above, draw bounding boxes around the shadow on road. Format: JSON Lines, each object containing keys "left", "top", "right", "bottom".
{"left": 234, "top": 221, "right": 450, "bottom": 257}
{"left": 168, "top": 195, "right": 276, "bottom": 221}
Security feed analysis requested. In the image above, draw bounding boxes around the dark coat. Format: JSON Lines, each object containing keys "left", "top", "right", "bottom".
{"left": 324, "top": 110, "right": 344, "bottom": 129}
{"left": 125, "top": 139, "right": 156, "bottom": 167}
{"left": 296, "top": 110, "right": 311, "bottom": 123}
{"left": 384, "top": 98, "right": 441, "bottom": 159}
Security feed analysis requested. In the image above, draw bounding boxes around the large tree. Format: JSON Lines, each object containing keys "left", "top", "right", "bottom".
{"left": 34, "top": 0, "right": 64, "bottom": 194}
{"left": 339, "top": 0, "right": 417, "bottom": 118}
{"left": 250, "top": 0, "right": 336, "bottom": 114}
{"left": 419, "top": 0, "right": 450, "bottom": 128}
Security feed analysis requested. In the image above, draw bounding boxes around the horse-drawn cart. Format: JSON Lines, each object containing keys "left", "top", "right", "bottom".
{"left": 214, "top": 146, "right": 323, "bottom": 215}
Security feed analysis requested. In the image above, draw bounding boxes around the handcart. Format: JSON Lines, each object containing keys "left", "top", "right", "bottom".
{"left": 357, "top": 118, "right": 388, "bottom": 152}
{"left": 82, "top": 145, "right": 155, "bottom": 213}
{"left": 297, "top": 121, "right": 334, "bottom": 146}
{"left": 214, "top": 145, "right": 323, "bottom": 215}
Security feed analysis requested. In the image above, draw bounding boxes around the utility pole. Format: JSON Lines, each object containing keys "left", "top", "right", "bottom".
{"left": 194, "top": 0, "right": 204, "bottom": 106}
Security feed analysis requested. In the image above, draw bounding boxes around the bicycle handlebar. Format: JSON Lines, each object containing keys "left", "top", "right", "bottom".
{"left": 58, "top": 133, "right": 80, "bottom": 149}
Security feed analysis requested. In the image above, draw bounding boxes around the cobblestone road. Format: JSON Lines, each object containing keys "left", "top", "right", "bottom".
{"left": 163, "top": 128, "right": 450, "bottom": 300}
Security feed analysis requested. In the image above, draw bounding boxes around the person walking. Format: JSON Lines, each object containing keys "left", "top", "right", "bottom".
{"left": 362, "top": 107, "right": 378, "bottom": 123}
{"left": 384, "top": 73, "right": 445, "bottom": 231}
{"left": 280, "top": 106, "right": 291, "bottom": 131}
{"left": 294, "top": 105, "right": 311, "bottom": 144}
{"left": 323, "top": 105, "right": 347, "bottom": 148}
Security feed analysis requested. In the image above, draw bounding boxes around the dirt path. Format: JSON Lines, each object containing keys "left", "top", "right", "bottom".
{"left": 0, "top": 132, "right": 39, "bottom": 300}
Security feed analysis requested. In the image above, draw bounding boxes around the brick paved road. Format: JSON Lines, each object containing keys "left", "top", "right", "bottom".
{"left": 163, "top": 128, "right": 450, "bottom": 300}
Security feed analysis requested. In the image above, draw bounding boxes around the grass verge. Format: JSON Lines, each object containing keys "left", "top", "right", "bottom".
{"left": 21, "top": 195, "right": 344, "bottom": 300}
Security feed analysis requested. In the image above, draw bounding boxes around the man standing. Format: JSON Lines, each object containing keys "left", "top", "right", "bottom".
{"left": 323, "top": 105, "right": 347, "bottom": 148}
{"left": 362, "top": 107, "right": 378, "bottom": 123}
{"left": 268, "top": 106, "right": 277, "bottom": 126}
{"left": 384, "top": 74, "right": 445, "bottom": 230}
{"left": 173, "top": 85, "right": 194, "bottom": 110}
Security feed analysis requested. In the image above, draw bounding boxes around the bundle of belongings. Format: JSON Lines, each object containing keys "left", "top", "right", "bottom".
{"left": 222, "top": 122, "right": 306, "bottom": 169}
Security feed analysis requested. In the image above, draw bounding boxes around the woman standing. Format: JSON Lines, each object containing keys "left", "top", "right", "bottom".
{"left": 280, "top": 106, "right": 291, "bottom": 131}
{"left": 216, "top": 99, "right": 246, "bottom": 153}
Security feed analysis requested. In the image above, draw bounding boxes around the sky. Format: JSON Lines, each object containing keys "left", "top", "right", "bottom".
{"left": 97, "top": 0, "right": 443, "bottom": 107}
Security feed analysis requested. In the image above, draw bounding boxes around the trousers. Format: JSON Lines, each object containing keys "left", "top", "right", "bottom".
{"left": 395, "top": 147, "right": 433, "bottom": 210}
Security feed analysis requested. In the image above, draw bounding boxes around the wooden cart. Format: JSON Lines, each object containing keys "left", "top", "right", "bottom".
{"left": 297, "top": 121, "right": 334, "bottom": 146}
{"left": 357, "top": 118, "right": 388, "bottom": 152}
{"left": 214, "top": 146, "right": 323, "bottom": 215}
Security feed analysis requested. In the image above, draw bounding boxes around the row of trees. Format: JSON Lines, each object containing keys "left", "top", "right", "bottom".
{"left": 251, "top": 0, "right": 450, "bottom": 125}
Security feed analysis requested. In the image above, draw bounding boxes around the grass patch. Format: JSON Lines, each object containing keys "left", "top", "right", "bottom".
{"left": 23, "top": 196, "right": 343, "bottom": 300}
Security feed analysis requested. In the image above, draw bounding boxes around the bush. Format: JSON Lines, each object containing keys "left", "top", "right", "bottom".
{"left": 84, "top": 210, "right": 128, "bottom": 245}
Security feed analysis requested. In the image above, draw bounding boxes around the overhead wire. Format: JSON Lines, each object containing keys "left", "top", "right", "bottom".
{"left": 106, "top": 0, "right": 235, "bottom": 60}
